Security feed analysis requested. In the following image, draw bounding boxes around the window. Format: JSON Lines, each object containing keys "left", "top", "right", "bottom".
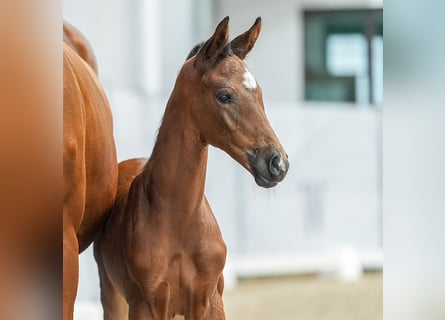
{"left": 304, "top": 9, "right": 383, "bottom": 106}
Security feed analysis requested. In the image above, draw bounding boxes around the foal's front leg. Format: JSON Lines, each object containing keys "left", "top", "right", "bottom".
{"left": 128, "top": 299, "right": 152, "bottom": 320}
{"left": 94, "top": 242, "right": 128, "bottom": 320}
{"left": 63, "top": 225, "right": 79, "bottom": 320}
{"left": 129, "top": 281, "right": 171, "bottom": 320}
{"left": 186, "top": 275, "right": 226, "bottom": 320}
{"left": 204, "top": 275, "right": 226, "bottom": 320}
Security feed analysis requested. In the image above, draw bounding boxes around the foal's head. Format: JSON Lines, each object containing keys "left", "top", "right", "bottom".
{"left": 179, "top": 17, "right": 289, "bottom": 188}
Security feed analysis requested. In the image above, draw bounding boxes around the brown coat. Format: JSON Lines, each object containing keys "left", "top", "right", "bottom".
{"left": 63, "top": 40, "right": 118, "bottom": 319}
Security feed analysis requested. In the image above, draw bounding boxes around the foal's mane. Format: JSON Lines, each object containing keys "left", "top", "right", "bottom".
{"left": 186, "top": 42, "right": 205, "bottom": 60}
{"left": 141, "top": 41, "right": 235, "bottom": 174}
{"left": 186, "top": 41, "right": 233, "bottom": 62}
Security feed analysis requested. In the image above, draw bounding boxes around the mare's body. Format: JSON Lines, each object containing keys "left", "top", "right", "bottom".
{"left": 63, "top": 33, "right": 118, "bottom": 320}
{"left": 95, "top": 17, "right": 288, "bottom": 320}
{"left": 63, "top": 22, "right": 98, "bottom": 74}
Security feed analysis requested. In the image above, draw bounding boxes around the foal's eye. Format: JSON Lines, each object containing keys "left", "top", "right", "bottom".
{"left": 216, "top": 92, "right": 232, "bottom": 104}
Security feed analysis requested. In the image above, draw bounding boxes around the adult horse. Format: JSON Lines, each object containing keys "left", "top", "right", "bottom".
{"left": 94, "top": 17, "right": 288, "bottom": 320}
{"left": 63, "top": 22, "right": 98, "bottom": 74}
{"left": 63, "top": 28, "right": 118, "bottom": 320}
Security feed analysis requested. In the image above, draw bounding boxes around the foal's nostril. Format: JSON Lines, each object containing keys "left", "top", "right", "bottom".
{"left": 269, "top": 154, "right": 281, "bottom": 177}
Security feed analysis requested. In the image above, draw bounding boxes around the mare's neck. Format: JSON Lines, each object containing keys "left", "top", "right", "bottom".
{"left": 141, "top": 92, "right": 208, "bottom": 214}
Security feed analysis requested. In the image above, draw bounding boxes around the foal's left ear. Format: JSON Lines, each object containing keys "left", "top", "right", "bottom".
{"left": 199, "top": 16, "right": 230, "bottom": 64}
{"left": 230, "top": 17, "right": 262, "bottom": 60}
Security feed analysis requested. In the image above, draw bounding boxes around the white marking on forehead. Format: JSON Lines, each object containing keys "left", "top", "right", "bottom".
{"left": 242, "top": 68, "right": 257, "bottom": 90}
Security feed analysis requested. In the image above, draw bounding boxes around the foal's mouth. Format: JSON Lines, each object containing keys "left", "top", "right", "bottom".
{"left": 247, "top": 146, "right": 289, "bottom": 188}
{"left": 254, "top": 173, "right": 279, "bottom": 188}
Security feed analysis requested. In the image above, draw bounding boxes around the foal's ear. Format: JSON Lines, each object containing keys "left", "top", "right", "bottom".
{"left": 198, "top": 16, "right": 230, "bottom": 64}
{"left": 230, "top": 17, "right": 262, "bottom": 60}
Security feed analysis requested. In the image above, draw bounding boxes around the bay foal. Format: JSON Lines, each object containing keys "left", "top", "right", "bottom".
{"left": 94, "top": 17, "right": 289, "bottom": 320}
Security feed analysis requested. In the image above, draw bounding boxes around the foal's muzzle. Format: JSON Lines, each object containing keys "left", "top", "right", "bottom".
{"left": 247, "top": 146, "right": 289, "bottom": 188}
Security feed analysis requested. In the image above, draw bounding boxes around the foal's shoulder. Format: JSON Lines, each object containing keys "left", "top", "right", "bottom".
{"left": 116, "top": 158, "right": 147, "bottom": 197}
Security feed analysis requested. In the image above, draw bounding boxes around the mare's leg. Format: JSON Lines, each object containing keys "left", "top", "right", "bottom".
{"left": 63, "top": 223, "right": 79, "bottom": 320}
{"left": 63, "top": 167, "right": 84, "bottom": 320}
{"left": 94, "top": 242, "right": 128, "bottom": 320}
{"left": 63, "top": 115, "right": 86, "bottom": 320}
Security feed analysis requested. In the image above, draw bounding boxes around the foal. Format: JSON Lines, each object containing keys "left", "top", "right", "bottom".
{"left": 94, "top": 17, "right": 289, "bottom": 320}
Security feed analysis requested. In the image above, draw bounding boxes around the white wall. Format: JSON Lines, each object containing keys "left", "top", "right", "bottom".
{"left": 64, "top": 0, "right": 140, "bottom": 89}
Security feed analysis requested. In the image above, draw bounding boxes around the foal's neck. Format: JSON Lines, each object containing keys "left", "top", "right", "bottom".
{"left": 141, "top": 92, "right": 208, "bottom": 214}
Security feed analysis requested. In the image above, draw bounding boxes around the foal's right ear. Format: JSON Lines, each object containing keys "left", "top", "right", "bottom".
{"left": 196, "top": 16, "right": 230, "bottom": 66}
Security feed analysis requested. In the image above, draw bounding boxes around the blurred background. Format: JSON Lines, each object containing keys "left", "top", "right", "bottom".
{"left": 64, "top": 0, "right": 382, "bottom": 319}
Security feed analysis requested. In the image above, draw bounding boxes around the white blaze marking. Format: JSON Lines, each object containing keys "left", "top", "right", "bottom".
{"left": 242, "top": 68, "right": 257, "bottom": 90}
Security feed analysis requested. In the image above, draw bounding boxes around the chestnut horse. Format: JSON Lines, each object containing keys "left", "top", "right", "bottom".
{"left": 94, "top": 17, "right": 288, "bottom": 320}
{"left": 63, "top": 22, "right": 98, "bottom": 74}
{"left": 63, "top": 30, "right": 118, "bottom": 320}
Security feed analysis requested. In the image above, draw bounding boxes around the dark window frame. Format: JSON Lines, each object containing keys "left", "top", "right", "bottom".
{"left": 303, "top": 8, "right": 383, "bottom": 105}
